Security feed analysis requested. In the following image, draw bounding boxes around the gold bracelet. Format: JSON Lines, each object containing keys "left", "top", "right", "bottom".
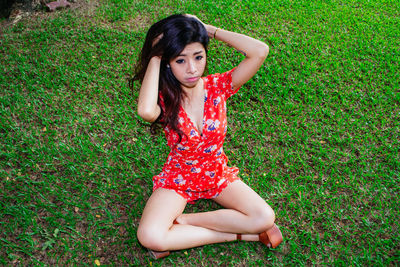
{"left": 213, "top": 28, "right": 219, "bottom": 39}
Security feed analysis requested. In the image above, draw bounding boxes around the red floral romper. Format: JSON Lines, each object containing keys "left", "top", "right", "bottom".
{"left": 153, "top": 69, "right": 241, "bottom": 203}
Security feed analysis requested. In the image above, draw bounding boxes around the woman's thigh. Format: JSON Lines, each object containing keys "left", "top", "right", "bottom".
{"left": 213, "top": 180, "right": 275, "bottom": 219}
{"left": 136, "top": 188, "right": 187, "bottom": 249}
{"left": 139, "top": 188, "right": 187, "bottom": 229}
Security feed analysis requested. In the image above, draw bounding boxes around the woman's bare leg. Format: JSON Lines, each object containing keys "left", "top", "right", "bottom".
{"left": 137, "top": 188, "right": 238, "bottom": 251}
{"left": 175, "top": 180, "right": 276, "bottom": 237}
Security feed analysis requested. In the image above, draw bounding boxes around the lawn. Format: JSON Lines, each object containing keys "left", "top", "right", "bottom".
{"left": 0, "top": 0, "right": 399, "bottom": 265}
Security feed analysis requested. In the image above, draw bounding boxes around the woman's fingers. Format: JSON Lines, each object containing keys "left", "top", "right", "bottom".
{"left": 185, "top": 14, "right": 205, "bottom": 25}
{"left": 184, "top": 14, "right": 198, "bottom": 20}
{"left": 152, "top": 33, "right": 164, "bottom": 47}
{"left": 185, "top": 14, "right": 214, "bottom": 38}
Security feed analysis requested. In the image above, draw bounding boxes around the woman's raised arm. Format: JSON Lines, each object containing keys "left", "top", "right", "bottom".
{"left": 211, "top": 27, "right": 269, "bottom": 90}
{"left": 137, "top": 56, "right": 162, "bottom": 122}
{"left": 187, "top": 14, "right": 269, "bottom": 90}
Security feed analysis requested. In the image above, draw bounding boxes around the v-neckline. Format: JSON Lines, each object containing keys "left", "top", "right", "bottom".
{"left": 180, "top": 78, "right": 207, "bottom": 137}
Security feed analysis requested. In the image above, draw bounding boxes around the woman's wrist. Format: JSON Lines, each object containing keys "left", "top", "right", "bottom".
{"left": 149, "top": 56, "right": 162, "bottom": 68}
{"left": 213, "top": 28, "right": 220, "bottom": 39}
{"left": 150, "top": 56, "right": 162, "bottom": 62}
{"left": 205, "top": 25, "right": 218, "bottom": 39}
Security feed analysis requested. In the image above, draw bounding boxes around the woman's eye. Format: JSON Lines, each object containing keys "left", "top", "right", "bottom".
{"left": 196, "top": 56, "right": 203, "bottom": 60}
{"left": 176, "top": 59, "right": 184, "bottom": 64}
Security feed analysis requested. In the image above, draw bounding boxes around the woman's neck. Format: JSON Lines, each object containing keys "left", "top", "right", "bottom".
{"left": 182, "top": 78, "right": 204, "bottom": 103}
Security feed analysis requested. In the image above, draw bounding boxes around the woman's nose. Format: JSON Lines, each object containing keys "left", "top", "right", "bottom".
{"left": 187, "top": 60, "right": 196, "bottom": 73}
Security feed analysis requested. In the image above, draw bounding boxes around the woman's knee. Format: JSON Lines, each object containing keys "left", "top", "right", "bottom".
{"left": 137, "top": 224, "right": 168, "bottom": 251}
{"left": 249, "top": 204, "right": 275, "bottom": 233}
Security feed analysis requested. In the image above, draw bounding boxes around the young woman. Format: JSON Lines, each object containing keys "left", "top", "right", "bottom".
{"left": 133, "top": 14, "right": 283, "bottom": 259}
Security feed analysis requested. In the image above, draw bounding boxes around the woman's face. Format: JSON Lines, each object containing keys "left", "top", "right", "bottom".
{"left": 169, "top": 42, "right": 206, "bottom": 89}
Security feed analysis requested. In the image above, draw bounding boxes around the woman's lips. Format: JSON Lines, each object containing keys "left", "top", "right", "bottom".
{"left": 186, "top": 77, "right": 199, "bottom": 83}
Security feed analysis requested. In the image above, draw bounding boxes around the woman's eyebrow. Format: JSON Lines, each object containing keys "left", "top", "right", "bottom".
{"left": 178, "top": 50, "right": 204, "bottom": 57}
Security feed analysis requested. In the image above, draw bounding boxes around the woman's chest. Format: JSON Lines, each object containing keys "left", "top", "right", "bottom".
{"left": 181, "top": 94, "right": 205, "bottom": 135}
{"left": 164, "top": 87, "right": 229, "bottom": 149}
{"left": 180, "top": 91, "right": 228, "bottom": 141}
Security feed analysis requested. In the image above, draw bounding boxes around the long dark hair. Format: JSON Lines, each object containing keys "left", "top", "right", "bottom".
{"left": 130, "top": 14, "right": 209, "bottom": 143}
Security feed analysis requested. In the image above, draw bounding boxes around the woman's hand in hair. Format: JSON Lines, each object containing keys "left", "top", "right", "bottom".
{"left": 152, "top": 33, "right": 164, "bottom": 48}
{"left": 184, "top": 14, "right": 203, "bottom": 24}
{"left": 185, "top": 14, "right": 217, "bottom": 38}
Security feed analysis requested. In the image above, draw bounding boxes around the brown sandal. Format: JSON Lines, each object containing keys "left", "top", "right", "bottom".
{"left": 259, "top": 224, "right": 283, "bottom": 248}
{"left": 148, "top": 249, "right": 170, "bottom": 259}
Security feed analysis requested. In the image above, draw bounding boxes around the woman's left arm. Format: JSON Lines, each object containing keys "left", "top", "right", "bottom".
{"left": 209, "top": 25, "right": 269, "bottom": 90}
{"left": 186, "top": 14, "right": 269, "bottom": 89}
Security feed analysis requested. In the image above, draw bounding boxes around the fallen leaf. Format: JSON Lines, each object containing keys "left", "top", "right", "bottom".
{"left": 94, "top": 259, "right": 100, "bottom": 266}
{"left": 119, "top": 227, "right": 125, "bottom": 235}
{"left": 74, "top": 207, "right": 79, "bottom": 213}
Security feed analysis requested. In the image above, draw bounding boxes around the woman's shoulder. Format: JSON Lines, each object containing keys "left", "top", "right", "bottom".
{"left": 203, "top": 68, "right": 239, "bottom": 98}
{"left": 203, "top": 68, "right": 235, "bottom": 86}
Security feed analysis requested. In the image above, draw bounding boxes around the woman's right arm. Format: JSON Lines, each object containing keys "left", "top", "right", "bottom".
{"left": 137, "top": 56, "right": 162, "bottom": 122}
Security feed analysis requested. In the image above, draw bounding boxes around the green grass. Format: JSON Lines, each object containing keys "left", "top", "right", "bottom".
{"left": 1, "top": 0, "right": 399, "bottom": 265}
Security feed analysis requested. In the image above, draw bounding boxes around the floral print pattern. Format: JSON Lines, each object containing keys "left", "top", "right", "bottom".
{"left": 153, "top": 69, "right": 241, "bottom": 203}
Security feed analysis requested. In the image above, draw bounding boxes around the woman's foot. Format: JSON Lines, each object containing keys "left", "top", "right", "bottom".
{"left": 258, "top": 224, "right": 283, "bottom": 248}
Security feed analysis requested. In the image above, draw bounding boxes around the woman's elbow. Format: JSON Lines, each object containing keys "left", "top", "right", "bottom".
{"left": 248, "top": 42, "right": 269, "bottom": 61}
{"left": 137, "top": 108, "right": 158, "bottom": 122}
{"left": 257, "top": 43, "right": 269, "bottom": 59}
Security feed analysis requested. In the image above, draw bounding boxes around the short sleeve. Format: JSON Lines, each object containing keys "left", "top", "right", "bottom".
{"left": 158, "top": 93, "right": 165, "bottom": 110}
{"left": 214, "top": 68, "right": 240, "bottom": 99}
{"left": 157, "top": 93, "right": 166, "bottom": 123}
